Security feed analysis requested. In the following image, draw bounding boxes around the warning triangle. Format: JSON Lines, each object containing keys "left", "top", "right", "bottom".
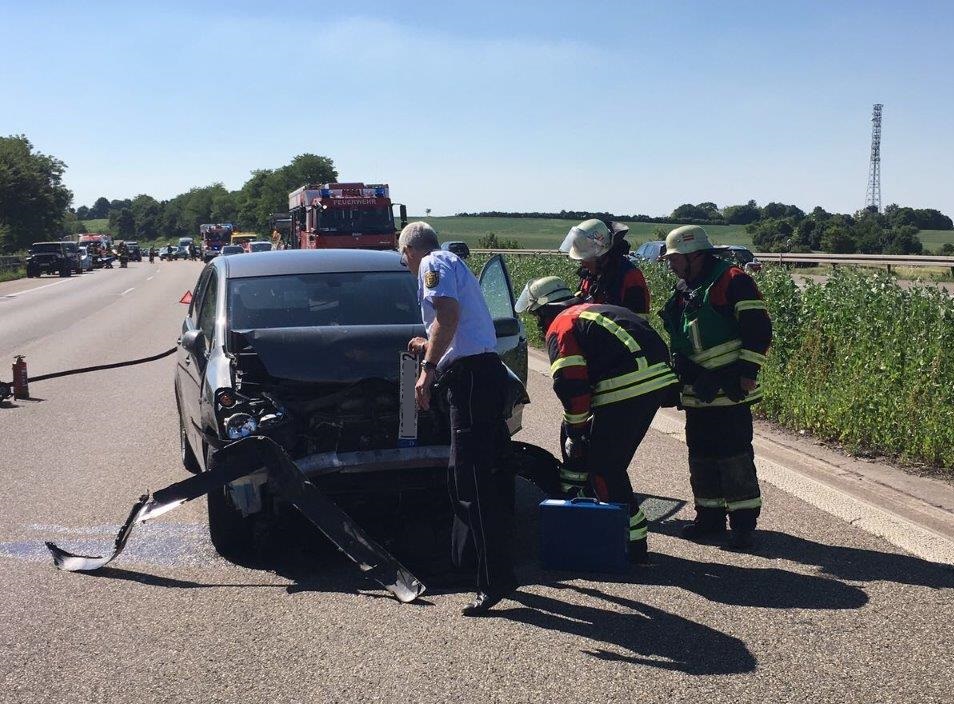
{"left": 179, "top": 290, "right": 193, "bottom": 305}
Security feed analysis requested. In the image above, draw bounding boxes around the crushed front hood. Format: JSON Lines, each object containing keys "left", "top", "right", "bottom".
{"left": 235, "top": 325, "right": 425, "bottom": 384}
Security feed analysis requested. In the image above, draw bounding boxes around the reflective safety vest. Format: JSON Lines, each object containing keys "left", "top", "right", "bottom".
{"left": 661, "top": 259, "right": 768, "bottom": 408}
{"left": 547, "top": 304, "right": 678, "bottom": 424}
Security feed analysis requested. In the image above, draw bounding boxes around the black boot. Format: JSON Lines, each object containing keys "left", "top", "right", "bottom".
{"left": 461, "top": 581, "right": 517, "bottom": 617}
{"left": 629, "top": 538, "right": 649, "bottom": 564}
{"left": 681, "top": 506, "right": 727, "bottom": 542}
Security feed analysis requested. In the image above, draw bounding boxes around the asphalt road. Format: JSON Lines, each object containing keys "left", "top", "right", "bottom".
{"left": 1, "top": 260, "right": 952, "bottom": 704}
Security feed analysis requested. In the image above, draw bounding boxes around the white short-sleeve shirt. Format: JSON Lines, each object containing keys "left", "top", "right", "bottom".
{"left": 418, "top": 250, "right": 497, "bottom": 369}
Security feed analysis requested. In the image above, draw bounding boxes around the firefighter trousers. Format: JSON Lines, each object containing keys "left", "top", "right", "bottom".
{"left": 444, "top": 353, "right": 516, "bottom": 596}
{"left": 684, "top": 404, "right": 762, "bottom": 532}
{"left": 585, "top": 393, "right": 662, "bottom": 549}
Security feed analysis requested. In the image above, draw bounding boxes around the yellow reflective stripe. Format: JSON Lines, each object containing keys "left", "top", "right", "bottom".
{"left": 563, "top": 411, "right": 591, "bottom": 424}
{"left": 698, "top": 350, "right": 741, "bottom": 370}
{"left": 726, "top": 497, "right": 763, "bottom": 511}
{"left": 560, "top": 482, "right": 584, "bottom": 494}
{"left": 550, "top": 355, "right": 587, "bottom": 375}
{"left": 636, "top": 313, "right": 650, "bottom": 320}
{"left": 691, "top": 339, "right": 741, "bottom": 365}
{"left": 629, "top": 525, "right": 648, "bottom": 541}
{"left": 738, "top": 349, "right": 768, "bottom": 366}
{"left": 629, "top": 510, "right": 646, "bottom": 527}
{"left": 734, "top": 299, "right": 768, "bottom": 315}
{"left": 578, "top": 310, "right": 643, "bottom": 358}
{"left": 695, "top": 497, "right": 727, "bottom": 508}
{"left": 559, "top": 469, "right": 588, "bottom": 482}
{"left": 591, "top": 370, "right": 679, "bottom": 407}
{"left": 593, "top": 362, "right": 674, "bottom": 393}
{"left": 680, "top": 386, "right": 764, "bottom": 408}
{"left": 688, "top": 319, "right": 703, "bottom": 354}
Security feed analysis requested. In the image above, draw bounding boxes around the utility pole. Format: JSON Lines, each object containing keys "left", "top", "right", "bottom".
{"left": 865, "top": 104, "right": 883, "bottom": 212}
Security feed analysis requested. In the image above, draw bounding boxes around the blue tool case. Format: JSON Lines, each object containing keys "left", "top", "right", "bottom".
{"left": 539, "top": 498, "right": 630, "bottom": 573}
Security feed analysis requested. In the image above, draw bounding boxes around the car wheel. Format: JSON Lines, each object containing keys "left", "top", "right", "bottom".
{"left": 60, "top": 266, "right": 71, "bottom": 277}
{"left": 205, "top": 446, "right": 256, "bottom": 560}
{"left": 179, "top": 410, "right": 201, "bottom": 474}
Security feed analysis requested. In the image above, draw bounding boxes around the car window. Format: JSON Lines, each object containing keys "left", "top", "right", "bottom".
{"left": 228, "top": 272, "right": 420, "bottom": 329}
{"left": 190, "top": 267, "right": 213, "bottom": 320}
{"left": 478, "top": 254, "right": 516, "bottom": 321}
{"left": 196, "top": 271, "right": 218, "bottom": 348}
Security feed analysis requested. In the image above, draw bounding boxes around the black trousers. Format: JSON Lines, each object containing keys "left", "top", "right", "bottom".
{"left": 684, "top": 404, "right": 761, "bottom": 531}
{"left": 583, "top": 393, "right": 661, "bottom": 546}
{"left": 442, "top": 353, "right": 515, "bottom": 594}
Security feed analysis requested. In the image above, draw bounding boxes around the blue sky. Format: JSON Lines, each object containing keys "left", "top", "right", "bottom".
{"left": 2, "top": 1, "right": 952, "bottom": 217}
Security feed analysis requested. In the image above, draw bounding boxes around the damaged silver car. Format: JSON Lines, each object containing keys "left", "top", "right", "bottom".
{"left": 174, "top": 249, "right": 537, "bottom": 559}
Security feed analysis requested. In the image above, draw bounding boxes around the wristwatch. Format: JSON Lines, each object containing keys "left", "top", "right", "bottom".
{"left": 422, "top": 360, "right": 438, "bottom": 372}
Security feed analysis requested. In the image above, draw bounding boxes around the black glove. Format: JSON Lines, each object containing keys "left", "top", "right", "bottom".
{"left": 672, "top": 352, "right": 705, "bottom": 384}
{"left": 719, "top": 363, "right": 749, "bottom": 403}
{"left": 692, "top": 370, "right": 722, "bottom": 404}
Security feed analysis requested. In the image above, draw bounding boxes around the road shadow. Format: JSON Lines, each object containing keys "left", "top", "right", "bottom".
{"left": 82, "top": 566, "right": 288, "bottom": 590}
{"left": 494, "top": 584, "right": 756, "bottom": 675}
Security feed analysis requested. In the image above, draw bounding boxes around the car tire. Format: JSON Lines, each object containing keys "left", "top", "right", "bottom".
{"left": 205, "top": 446, "right": 256, "bottom": 560}
{"left": 179, "top": 409, "right": 201, "bottom": 474}
{"left": 60, "top": 265, "right": 71, "bottom": 277}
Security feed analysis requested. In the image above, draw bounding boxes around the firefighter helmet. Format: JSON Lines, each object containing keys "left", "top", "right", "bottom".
{"left": 662, "top": 225, "right": 715, "bottom": 257}
{"left": 515, "top": 276, "right": 575, "bottom": 313}
{"left": 559, "top": 219, "right": 614, "bottom": 261}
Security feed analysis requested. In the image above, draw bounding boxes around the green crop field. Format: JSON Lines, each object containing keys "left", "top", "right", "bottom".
{"left": 81, "top": 218, "right": 110, "bottom": 233}
{"left": 414, "top": 216, "right": 754, "bottom": 249}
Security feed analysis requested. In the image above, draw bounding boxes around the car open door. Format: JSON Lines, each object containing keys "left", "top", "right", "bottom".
{"left": 478, "top": 254, "right": 527, "bottom": 384}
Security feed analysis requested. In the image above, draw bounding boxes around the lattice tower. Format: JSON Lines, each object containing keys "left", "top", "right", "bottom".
{"left": 865, "top": 104, "right": 883, "bottom": 212}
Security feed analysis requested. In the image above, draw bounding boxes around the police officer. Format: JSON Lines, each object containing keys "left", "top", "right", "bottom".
{"left": 659, "top": 225, "right": 772, "bottom": 550}
{"left": 399, "top": 221, "right": 517, "bottom": 616}
{"left": 516, "top": 276, "right": 679, "bottom": 563}
{"left": 560, "top": 219, "right": 651, "bottom": 318}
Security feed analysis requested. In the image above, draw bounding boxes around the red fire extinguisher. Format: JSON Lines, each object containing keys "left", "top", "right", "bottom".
{"left": 12, "top": 356, "right": 29, "bottom": 400}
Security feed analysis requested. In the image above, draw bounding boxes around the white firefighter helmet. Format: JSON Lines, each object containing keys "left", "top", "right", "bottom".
{"left": 662, "top": 225, "right": 715, "bottom": 257}
{"left": 559, "top": 219, "right": 613, "bottom": 261}
{"left": 515, "top": 276, "right": 575, "bottom": 313}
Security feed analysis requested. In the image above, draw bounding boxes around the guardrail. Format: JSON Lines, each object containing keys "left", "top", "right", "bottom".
{"left": 0, "top": 255, "right": 22, "bottom": 272}
{"left": 471, "top": 249, "right": 954, "bottom": 274}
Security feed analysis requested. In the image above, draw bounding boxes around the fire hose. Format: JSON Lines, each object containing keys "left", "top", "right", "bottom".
{"left": 1, "top": 347, "right": 177, "bottom": 401}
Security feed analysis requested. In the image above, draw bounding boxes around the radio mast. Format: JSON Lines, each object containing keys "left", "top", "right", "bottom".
{"left": 865, "top": 104, "right": 883, "bottom": 212}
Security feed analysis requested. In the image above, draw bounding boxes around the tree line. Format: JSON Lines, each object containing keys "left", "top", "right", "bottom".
{"left": 0, "top": 134, "right": 336, "bottom": 251}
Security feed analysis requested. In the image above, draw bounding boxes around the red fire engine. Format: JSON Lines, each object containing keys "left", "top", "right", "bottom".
{"left": 289, "top": 183, "right": 407, "bottom": 250}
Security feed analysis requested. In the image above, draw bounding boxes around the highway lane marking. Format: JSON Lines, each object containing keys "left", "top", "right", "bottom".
{"left": 120, "top": 287, "right": 135, "bottom": 296}
{"left": 147, "top": 276, "right": 154, "bottom": 281}
{"left": 1, "top": 279, "right": 73, "bottom": 298}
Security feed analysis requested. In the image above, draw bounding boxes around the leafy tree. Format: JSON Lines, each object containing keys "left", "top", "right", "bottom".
{"left": 131, "top": 194, "right": 162, "bottom": 239}
{"left": 89, "top": 197, "right": 111, "bottom": 219}
{"left": 76, "top": 205, "right": 90, "bottom": 220}
{"left": 882, "top": 225, "right": 922, "bottom": 255}
{"left": 109, "top": 208, "right": 136, "bottom": 238}
{"left": 794, "top": 218, "right": 819, "bottom": 250}
{"left": 723, "top": 202, "right": 761, "bottom": 225}
{"left": 810, "top": 206, "right": 831, "bottom": 222}
{"left": 820, "top": 226, "right": 856, "bottom": 253}
{"left": 939, "top": 243, "right": 954, "bottom": 255}
{"left": 0, "top": 134, "right": 73, "bottom": 251}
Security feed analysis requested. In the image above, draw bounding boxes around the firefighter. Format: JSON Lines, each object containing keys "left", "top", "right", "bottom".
{"left": 515, "top": 276, "right": 679, "bottom": 563}
{"left": 399, "top": 221, "right": 517, "bottom": 616}
{"left": 560, "top": 218, "right": 651, "bottom": 318}
{"left": 659, "top": 225, "right": 772, "bottom": 551}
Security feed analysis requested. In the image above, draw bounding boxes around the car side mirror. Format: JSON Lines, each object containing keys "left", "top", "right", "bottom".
{"left": 493, "top": 317, "right": 520, "bottom": 337}
{"left": 180, "top": 329, "right": 206, "bottom": 357}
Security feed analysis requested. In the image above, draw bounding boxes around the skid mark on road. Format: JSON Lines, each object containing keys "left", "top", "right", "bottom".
{"left": 1, "top": 522, "right": 220, "bottom": 568}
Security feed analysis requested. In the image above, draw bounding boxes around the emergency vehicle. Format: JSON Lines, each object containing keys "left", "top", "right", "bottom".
{"left": 289, "top": 183, "right": 407, "bottom": 250}
{"left": 199, "top": 223, "right": 233, "bottom": 262}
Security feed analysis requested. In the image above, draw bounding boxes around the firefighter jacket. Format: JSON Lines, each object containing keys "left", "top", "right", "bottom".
{"left": 546, "top": 303, "right": 678, "bottom": 426}
{"left": 660, "top": 258, "right": 772, "bottom": 408}
{"left": 577, "top": 256, "right": 650, "bottom": 319}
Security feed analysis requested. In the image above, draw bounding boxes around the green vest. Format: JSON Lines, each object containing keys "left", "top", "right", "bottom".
{"left": 661, "top": 260, "right": 763, "bottom": 408}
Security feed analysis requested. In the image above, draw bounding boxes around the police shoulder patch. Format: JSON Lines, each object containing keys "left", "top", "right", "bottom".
{"left": 424, "top": 269, "right": 440, "bottom": 289}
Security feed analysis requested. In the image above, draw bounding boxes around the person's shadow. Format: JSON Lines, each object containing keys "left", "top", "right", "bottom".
{"left": 498, "top": 584, "right": 757, "bottom": 675}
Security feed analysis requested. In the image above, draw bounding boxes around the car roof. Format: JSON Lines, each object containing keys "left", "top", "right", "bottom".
{"left": 218, "top": 248, "right": 405, "bottom": 279}
{"left": 31, "top": 241, "right": 67, "bottom": 246}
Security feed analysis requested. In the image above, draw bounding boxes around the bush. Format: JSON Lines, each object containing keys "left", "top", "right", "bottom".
{"left": 477, "top": 232, "right": 522, "bottom": 249}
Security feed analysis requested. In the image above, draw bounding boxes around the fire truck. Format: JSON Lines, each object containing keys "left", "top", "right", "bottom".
{"left": 199, "top": 223, "right": 234, "bottom": 262}
{"left": 289, "top": 183, "right": 407, "bottom": 250}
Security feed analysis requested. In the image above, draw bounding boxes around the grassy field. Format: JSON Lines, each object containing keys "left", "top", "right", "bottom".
{"left": 415, "top": 216, "right": 754, "bottom": 249}
{"left": 81, "top": 218, "right": 110, "bottom": 233}
{"left": 417, "top": 216, "right": 954, "bottom": 253}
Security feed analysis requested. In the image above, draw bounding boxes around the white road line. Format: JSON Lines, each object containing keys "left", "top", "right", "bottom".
{"left": 2, "top": 279, "right": 73, "bottom": 298}
{"left": 120, "top": 287, "right": 135, "bottom": 296}
{"left": 146, "top": 276, "right": 154, "bottom": 281}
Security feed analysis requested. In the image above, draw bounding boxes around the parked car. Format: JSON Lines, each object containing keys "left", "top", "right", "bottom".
{"left": 631, "top": 240, "right": 666, "bottom": 263}
{"left": 25, "top": 242, "right": 75, "bottom": 278}
{"left": 175, "top": 249, "right": 530, "bottom": 557}
{"left": 220, "top": 245, "right": 245, "bottom": 257}
{"left": 126, "top": 241, "right": 143, "bottom": 262}
{"left": 77, "top": 246, "right": 93, "bottom": 272}
{"left": 248, "top": 241, "right": 273, "bottom": 253}
{"left": 160, "top": 245, "right": 189, "bottom": 261}
{"left": 715, "top": 245, "right": 762, "bottom": 273}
